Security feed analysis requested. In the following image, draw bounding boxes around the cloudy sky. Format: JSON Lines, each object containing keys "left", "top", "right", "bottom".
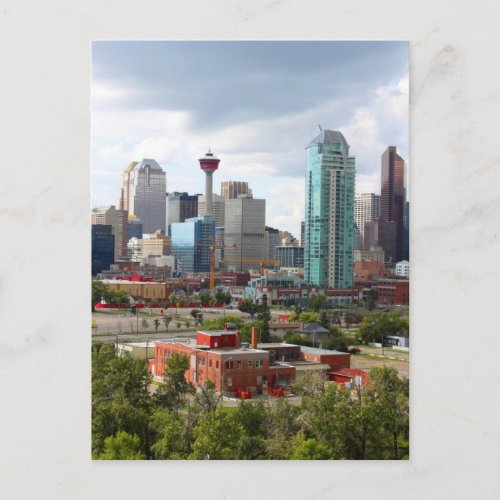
{"left": 92, "top": 41, "right": 408, "bottom": 237}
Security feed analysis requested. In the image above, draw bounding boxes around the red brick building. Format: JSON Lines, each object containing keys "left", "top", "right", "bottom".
{"left": 375, "top": 278, "right": 409, "bottom": 305}
{"left": 151, "top": 328, "right": 352, "bottom": 395}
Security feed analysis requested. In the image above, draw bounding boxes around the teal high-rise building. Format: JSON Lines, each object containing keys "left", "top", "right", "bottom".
{"left": 304, "top": 129, "right": 355, "bottom": 288}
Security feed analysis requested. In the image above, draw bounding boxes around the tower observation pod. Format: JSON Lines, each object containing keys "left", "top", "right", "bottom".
{"left": 199, "top": 150, "right": 220, "bottom": 219}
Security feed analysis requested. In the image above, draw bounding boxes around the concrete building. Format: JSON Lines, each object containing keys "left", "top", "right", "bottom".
{"left": 199, "top": 150, "right": 220, "bottom": 219}
{"left": 166, "top": 192, "right": 199, "bottom": 236}
{"left": 304, "top": 129, "right": 355, "bottom": 288}
{"left": 221, "top": 181, "right": 252, "bottom": 200}
{"left": 142, "top": 230, "right": 171, "bottom": 258}
{"left": 354, "top": 193, "right": 380, "bottom": 240}
{"left": 91, "top": 205, "right": 128, "bottom": 260}
{"left": 127, "top": 237, "right": 143, "bottom": 262}
{"left": 119, "top": 159, "right": 166, "bottom": 234}
{"left": 354, "top": 245, "right": 385, "bottom": 263}
{"left": 197, "top": 193, "right": 225, "bottom": 228}
{"left": 171, "top": 216, "right": 215, "bottom": 275}
{"left": 92, "top": 225, "right": 114, "bottom": 276}
{"left": 395, "top": 260, "right": 410, "bottom": 278}
{"left": 224, "top": 194, "right": 266, "bottom": 272}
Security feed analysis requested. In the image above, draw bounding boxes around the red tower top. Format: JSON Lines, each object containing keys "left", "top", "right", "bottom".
{"left": 198, "top": 150, "right": 220, "bottom": 174}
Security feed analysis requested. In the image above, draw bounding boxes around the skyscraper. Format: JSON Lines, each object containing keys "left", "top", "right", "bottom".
{"left": 304, "top": 129, "right": 355, "bottom": 288}
{"left": 91, "top": 205, "right": 128, "bottom": 261}
{"left": 197, "top": 193, "right": 225, "bottom": 228}
{"left": 91, "top": 225, "right": 114, "bottom": 276}
{"left": 224, "top": 194, "right": 266, "bottom": 272}
{"left": 221, "top": 181, "right": 252, "bottom": 200}
{"left": 171, "top": 216, "right": 215, "bottom": 275}
{"left": 354, "top": 193, "right": 380, "bottom": 240}
{"left": 119, "top": 159, "right": 166, "bottom": 234}
{"left": 166, "top": 192, "right": 200, "bottom": 235}
{"left": 380, "top": 146, "right": 406, "bottom": 262}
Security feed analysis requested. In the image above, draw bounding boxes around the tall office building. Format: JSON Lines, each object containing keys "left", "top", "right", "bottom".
{"left": 221, "top": 181, "right": 252, "bottom": 200}
{"left": 127, "top": 214, "right": 143, "bottom": 240}
{"left": 380, "top": 147, "right": 406, "bottom": 262}
{"left": 142, "top": 230, "right": 171, "bottom": 258}
{"left": 91, "top": 205, "right": 128, "bottom": 261}
{"left": 403, "top": 201, "right": 410, "bottom": 261}
{"left": 119, "top": 159, "right": 166, "bottom": 234}
{"left": 171, "top": 216, "right": 215, "bottom": 275}
{"left": 276, "top": 246, "right": 304, "bottom": 269}
{"left": 224, "top": 194, "right": 266, "bottom": 272}
{"left": 304, "top": 129, "right": 355, "bottom": 288}
{"left": 354, "top": 193, "right": 380, "bottom": 240}
{"left": 92, "top": 225, "right": 114, "bottom": 276}
{"left": 166, "top": 192, "right": 199, "bottom": 235}
{"left": 264, "top": 226, "right": 280, "bottom": 261}
{"left": 300, "top": 221, "right": 305, "bottom": 246}
{"left": 198, "top": 193, "right": 225, "bottom": 228}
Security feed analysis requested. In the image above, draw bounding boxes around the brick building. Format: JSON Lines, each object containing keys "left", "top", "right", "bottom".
{"left": 151, "top": 327, "right": 351, "bottom": 396}
{"left": 375, "top": 278, "right": 409, "bottom": 305}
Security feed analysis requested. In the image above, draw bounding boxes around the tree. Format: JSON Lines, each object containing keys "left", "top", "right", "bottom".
{"left": 257, "top": 303, "right": 271, "bottom": 343}
{"left": 98, "top": 431, "right": 145, "bottom": 460}
{"left": 238, "top": 299, "right": 260, "bottom": 318}
{"left": 289, "top": 432, "right": 333, "bottom": 460}
{"left": 189, "top": 409, "right": 246, "bottom": 459}
{"left": 163, "top": 316, "right": 172, "bottom": 330}
{"left": 193, "top": 380, "right": 221, "bottom": 413}
{"left": 149, "top": 410, "right": 190, "bottom": 460}
{"left": 308, "top": 294, "right": 327, "bottom": 311}
{"left": 357, "top": 312, "right": 409, "bottom": 344}
{"left": 190, "top": 309, "right": 201, "bottom": 319}
{"left": 108, "top": 290, "right": 130, "bottom": 305}
{"left": 153, "top": 353, "right": 194, "bottom": 413}
{"left": 318, "top": 310, "right": 330, "bottom": 329}
{"left": 198, "top": 291, "right": 211, "bottom": 304}
{"left": 153, "top": 319, "right": 160, "bottom": 332}
{"left": 92, "top": 279, "right": 110, "bottom": 311}
{"left": 141, "top": 318, "right": 149, "bottom": 331}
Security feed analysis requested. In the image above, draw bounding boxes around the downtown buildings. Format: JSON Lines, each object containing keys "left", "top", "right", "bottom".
{"left": 304, "top": 129, "right": 355, "bottom": 288}
{"left": 119, "top": 159, "right": 166, "bottom": 234}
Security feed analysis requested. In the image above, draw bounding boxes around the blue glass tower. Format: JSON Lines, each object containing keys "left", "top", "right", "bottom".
{"left": 171, "top": 216, "right": 215, "bottom": 275}
{"left": 304, "top": 130, "right": 355, "bottom": 288}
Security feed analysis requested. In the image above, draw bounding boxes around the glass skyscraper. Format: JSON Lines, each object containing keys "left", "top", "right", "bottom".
{"left": 304, "top": 129, "right": 355, "bottom": 288}
{"left": 171, "top": 216, "right": 215, "bottom": 275}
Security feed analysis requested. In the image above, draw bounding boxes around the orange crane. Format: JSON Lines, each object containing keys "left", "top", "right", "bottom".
{"left": 222, "top": 258, "right": 281, "bottom": 276}
{"left": 195, "top": 242, "right": 236, "bottom": 290}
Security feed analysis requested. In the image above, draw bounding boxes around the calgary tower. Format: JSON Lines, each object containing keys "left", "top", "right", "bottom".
{"left": 198, "top": 149, "right": 220, "bottom": 219}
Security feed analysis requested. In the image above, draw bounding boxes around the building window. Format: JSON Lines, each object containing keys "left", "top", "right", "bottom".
{"left": 226, "top": 377, "right": 232, "bottom": 387}
{"left": 209, "top": 359, "right": 212, "bottom": 368}
{"left": 237, "top": 360, "right": 242, "bottom": 369}
{"left": 216, "top": 361, "right": 219, "bottom": 369}
{"left": 248, "top": 360, "right": 253, "bottom": 368}
{"left": 256, "top": 360, "right": 263, "bottom": 368}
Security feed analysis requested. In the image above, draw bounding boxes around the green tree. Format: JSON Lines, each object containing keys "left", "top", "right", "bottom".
{"left": 238, "top": 299, "right": 260, "bottom": 318}
{"left": 163, "top": 316, "right": 172, "bottom": 330}
{"left": 108, "top": 290, "right": 130, "bottom": 305}
{"left": 193, "top": 380, "right": 221, "bottom": 413}
{"left": 198, "top": 291, "right": 211, "bottom": 304}
{"left": 257, "top": 303, "right": 271, "bottom": 343}
{"left": 189, "top": 409, "right": 246, "bottom": 459}
{"left": 308, "top": 294, "right": 327, "bottom": 311}
{"left": 92, "top": 279, "right": 110, "bottom": 311}
{"left": 149, "top": 410, "right": 190, "bottom": 460}
{"left": 201, "top": 316, "right": 245, "bottom": 331}
{"left": 318, "top": 310, "right": 330, "bottom": 329}
{"left": 153, "top": 319, "right": 160, "bottom": 332}
{"left": 357, "top": 312, "right": 409, "bottom": 344}
{"left": 98, "top": 431, "right": 145, "bottom": 460}
{"left": 190, "top": 308, "right": 201, "bottom": 319}
{"left": 141, "top": 318, "right": 149, "bottom": 331}
{"left": 215, "top": 291, "right": 232, "bottom": 305}
{"left": 154, "top": 353, "right": 194, "bottom": 413}
{"left": 233, "top": 401, "right": 269, "bottom": 459}
{"left": 289, "top": 432, "right": 333, "bottom": 460}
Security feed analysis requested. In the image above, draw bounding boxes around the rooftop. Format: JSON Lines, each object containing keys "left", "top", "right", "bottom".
{"left": 307, "top": 129, "right": 349, "bottom": 154}
{"left": 197, "top": 330, "right": 239, "bottom": 336}
{"left": 300, "top": 346, "right": 348, "bottom": 356}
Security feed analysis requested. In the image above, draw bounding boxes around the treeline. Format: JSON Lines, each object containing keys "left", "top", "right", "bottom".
{"left": 92, "top": 343, "right": 409, "bottom": 460}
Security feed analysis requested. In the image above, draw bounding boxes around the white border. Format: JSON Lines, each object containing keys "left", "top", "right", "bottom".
{"left": 1, "top": 1, "right": 499, "bottom": 499}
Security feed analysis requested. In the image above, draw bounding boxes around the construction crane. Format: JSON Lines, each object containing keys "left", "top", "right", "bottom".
{"left": 195, "top": 242, "right": 236, "bottom": 290}
{"left": 222, "top": 258, "right": 281, "bottom": 276}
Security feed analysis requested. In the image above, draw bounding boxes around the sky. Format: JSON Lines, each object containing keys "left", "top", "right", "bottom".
{"left": 92, "top": 41, "right": 408, "bottom": 237}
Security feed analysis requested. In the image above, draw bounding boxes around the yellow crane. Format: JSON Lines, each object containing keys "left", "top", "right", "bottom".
{"left": 222, "top": 258, "right": 281, "bottom": 276}
{"left": 195, "top": 242, "right": 236, "bottom": 290}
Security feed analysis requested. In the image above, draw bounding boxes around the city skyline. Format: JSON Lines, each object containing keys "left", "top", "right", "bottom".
{"left": 92, "top": 41, "right": 409, "bottom": 237}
